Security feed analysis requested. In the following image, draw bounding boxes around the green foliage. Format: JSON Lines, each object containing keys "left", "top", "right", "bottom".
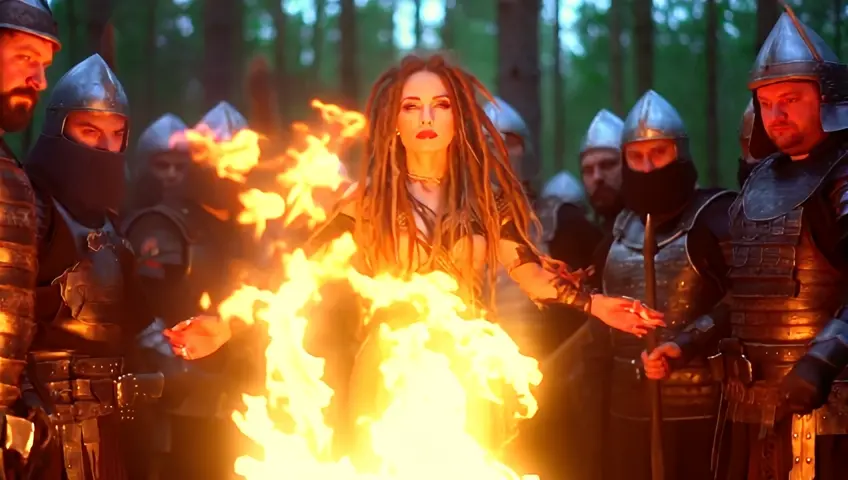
{"left": 5, "top": 0, "right": 847, "bottom": 189}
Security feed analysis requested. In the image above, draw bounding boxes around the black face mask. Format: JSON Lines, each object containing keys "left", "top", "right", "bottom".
{"left": 621, "top": 159, "right": 697, "bottom": 217}
{"left": 26, "top": 134, "right": 126, "bottom": 220}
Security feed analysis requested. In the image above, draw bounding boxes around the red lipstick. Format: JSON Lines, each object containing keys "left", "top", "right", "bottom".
{"left": 416, "top": 129, "right": 438, "bottom": 139}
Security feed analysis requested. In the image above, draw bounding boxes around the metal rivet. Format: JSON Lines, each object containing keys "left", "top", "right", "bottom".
{"left": 795, "top": 457, "right": 801, "bottom": 463}
{"left": 793, "top": 433, "right": 799, "bottom": 439}
{"left": 806, "top": 457, "right": 812, "bottom": 464}
{"left": 806, "top": 433, "right": 811, "bottom": 439}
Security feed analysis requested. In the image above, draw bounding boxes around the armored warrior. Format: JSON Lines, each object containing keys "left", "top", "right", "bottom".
{"left": 593, "top": 90, "right": 734, "bottom": 480}
{"left": 124, "top": 113, "right": 191, "bottom": 212}
{"left": 643, "top": 11, "right": 848, "bottom": 479}
{"left": 0, "top": 0, "right": 59, "bottom": 473}
{"left": 123, "top": 101, "right": 254, "bottom": 480}
{"left": 483, "top": 96, "right": 535, "bottom": 194}
{"left": 579, "top": 109, "right": 625, "bottom": 233}
{"left": 23, "top": 54, "right": 164, "bottom": 480}
{"left": 737, "top": 99, "right": 760, "bottom": 186}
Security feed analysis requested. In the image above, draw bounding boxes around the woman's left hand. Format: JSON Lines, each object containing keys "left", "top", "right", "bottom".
{"left": 590, "top": 295, "right": 665, "bottom": 336}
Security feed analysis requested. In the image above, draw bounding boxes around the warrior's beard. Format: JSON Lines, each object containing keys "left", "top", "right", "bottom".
{"left": 0, "top": 88, "right": 38, "bottom": 132}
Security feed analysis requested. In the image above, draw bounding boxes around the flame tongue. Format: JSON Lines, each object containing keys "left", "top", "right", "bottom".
{"left": 175, "top": 100, "right": 543, "bottom": 479}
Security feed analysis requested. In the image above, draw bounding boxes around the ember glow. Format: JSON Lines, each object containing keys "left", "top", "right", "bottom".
{"left": 178, "top": 101, "right": 543, "bottom": 480}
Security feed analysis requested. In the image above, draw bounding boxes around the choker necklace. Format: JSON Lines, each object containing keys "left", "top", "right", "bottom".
{"left": 407, "top": 172, "right": 442, "bottom": 185}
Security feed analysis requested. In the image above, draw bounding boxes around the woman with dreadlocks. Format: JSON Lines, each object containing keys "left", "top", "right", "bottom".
{"left": 163, "top": 53, "right": 663, "bottom": 461}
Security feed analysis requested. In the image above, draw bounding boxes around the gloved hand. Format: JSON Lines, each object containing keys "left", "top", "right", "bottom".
{"left": 779, "top": 355, "right": 837, "bottom": 418}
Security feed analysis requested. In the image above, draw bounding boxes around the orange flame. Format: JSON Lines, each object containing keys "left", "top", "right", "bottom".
{"left": 174, "top": 100, "right": 542, "bottom": 480}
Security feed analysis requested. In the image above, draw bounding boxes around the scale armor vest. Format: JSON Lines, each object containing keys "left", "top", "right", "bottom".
{"left": 36, "top": 200, "right": 129, "bottom": 356}
{"left": 603, "top": 189, "right": 732, "bottom": 420}
{"left": 722, "top": 146, "right": 848, "bottom": 431}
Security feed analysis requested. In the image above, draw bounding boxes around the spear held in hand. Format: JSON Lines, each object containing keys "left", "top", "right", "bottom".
{"left": 644, "top": 213, "right": 665, "bottom": 480}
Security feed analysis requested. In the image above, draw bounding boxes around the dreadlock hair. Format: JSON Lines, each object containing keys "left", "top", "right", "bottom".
{"left": 354, "top": 53, "right": 545, "bottom": 309}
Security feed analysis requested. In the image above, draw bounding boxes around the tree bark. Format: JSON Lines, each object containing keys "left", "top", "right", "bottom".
{"left": 497, "top": 0, "right": 542, "bottom": 184}
{"left": 85, "top": 0, "right": 113, "bottom": 59}
{"left": 339, "top": 0, "right": 359, "bottom": 108}
{"left": 441, "top": 0, "right": 457, "bottom": 51}
{"left": 414, "top": 0, "right": 423, "bottom": 48}
{"left": 834, "top": 0, "right": 843, "bottom": 57}
{"left": 202, "top": 0, "right": 244, "bottom": 110}
{"left": 311, "top": 0, "right": 326, "bottom": 81}
{"left": 552, "top": 0, "right": 565, "bottom": 168}
{"left": 143, "top": 0, "right": 158, "bottom": 125}
{"left": 266, "top": 0, "right": 289, "bottom": 120}
{"left": 705, "top": 0, "right": 719, "bottom": 186}
{"left": 608, "top": 0, "right": 624, "bottom": 116}
{"left": 755, "top": 0, "right": 780, "bottom": 54}
{"left": 633, "top": 0, "right": 654, "bottom": 94}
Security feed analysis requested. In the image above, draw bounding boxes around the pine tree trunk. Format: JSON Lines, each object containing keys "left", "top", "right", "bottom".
{"left": 497, "top": 0, "right": 542, "bottom": 184}
{"left": 339, "top": 0, "right": 359, "bottom": 108}
{"left": 633, "top": 0, "right": 654, "bottom": 94}
{"left": 552, "top": 0, "right": 565, "bottom": 169}
{"left": 608, "top": 0, "right": 624, "bottom": 116}
{"left": 705, "top": 0, "right": 719, "bottom": 186}
{"left": 755, "top": 0, "right": 780, "bottom": 53}
{"left": 202, "top": 0, "right": 244, "bottom": 109}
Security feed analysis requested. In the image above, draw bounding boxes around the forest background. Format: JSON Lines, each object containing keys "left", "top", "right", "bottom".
{"left": 6, "top": 0, "right": 845, "bottom": 189}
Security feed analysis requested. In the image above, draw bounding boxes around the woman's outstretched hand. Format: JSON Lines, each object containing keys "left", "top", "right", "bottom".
{"left": 163, "top": 315, "right": 233, "bottom": 360}
{"left": 590, "top": 295, "right": 665, "bottom": 336}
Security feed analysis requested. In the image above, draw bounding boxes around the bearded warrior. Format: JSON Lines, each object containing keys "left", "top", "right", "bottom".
{"left": 0, "top": 0, "right": 59, "bottom": 473}
{"left": 595, "top": 90, "right": 734, "bottom": 480}
{"left": 124, "top": 101, "right": 255, "bottom": 480}
{"left": 644, "top": 11, "right": 848, "bottom": 479}
{"left": 578, "top": 109, "right": 625, "bottom": 233}
{"left": 22, "top": 54, "right": 164, "bottom": 480}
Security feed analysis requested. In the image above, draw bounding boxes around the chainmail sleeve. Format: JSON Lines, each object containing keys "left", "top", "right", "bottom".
{"left": 0, "top": 157, "right": 38, "bottom": 408}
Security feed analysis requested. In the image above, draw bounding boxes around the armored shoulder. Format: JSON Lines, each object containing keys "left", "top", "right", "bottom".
{"left": 0, "top": 158, "right": 39, "bottom": 271}
{"left": 124, "top": 207, "right": 190, "bottom": 279}
{"left": 693, "top": 189, "right": 738, "bottom": 240}
{"left": 826, "top": 161, "right": 848, "bottom": 225}
{"left": 0, "top": 157, "right": 38, "bottom": 404}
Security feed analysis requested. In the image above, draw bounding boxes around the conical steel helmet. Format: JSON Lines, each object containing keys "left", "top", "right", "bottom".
{"left": 0, "top": 0, "right": 60, "bottom": 49}
{"left": 747, "top": 11, "right": 848, "bottom": 156}
{"left": 621, "top": 89, "right": 690, "bottom": 159}
{"left": 133, "top": 113, "right": 188, "bottom": 178}
{"left": 196, "top": 101, "right": 248, "bottom": 141}
{"left": 42, "top": 54, "right": 129, "bottom": 147}
{"left": 579, "top": 109, "right": 624, "bottom": 155}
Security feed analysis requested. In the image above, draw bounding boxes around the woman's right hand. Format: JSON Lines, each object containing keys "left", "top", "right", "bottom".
{"left": 589, "top": 294, "right": 665, "bottom": 336}
{"left": 163, "top": 315, "right": 233, "bottom": 360}
{"left": 640, "top": 342, "right": 683, "bottom": 380}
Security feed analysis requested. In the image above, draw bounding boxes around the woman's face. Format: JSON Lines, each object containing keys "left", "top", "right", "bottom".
{"left": 397, "top": 71, "right": 455, "bottom": 154}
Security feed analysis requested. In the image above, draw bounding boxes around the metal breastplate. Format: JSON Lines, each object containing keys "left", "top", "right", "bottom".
{"left": 725, "top": 196, "right": 845, "bottom": 381}
{"left": 721, "top": 155, "right": 848, "bottom": 433}
{"left": 50, "top": 201, "right": 127, "bottom": 349}
{"left": 603, "top": 191, "right": 728, "bottom": 420}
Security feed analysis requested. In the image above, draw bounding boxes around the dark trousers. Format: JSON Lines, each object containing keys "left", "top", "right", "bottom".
{"left": 150, "top": 416, "right": 242, "bottom": 480}
{"left": 605, "top": 416, "right": 716, "bottom": 480}
{"left": 721, "top": 421, "right": 848, "bottom": 480}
